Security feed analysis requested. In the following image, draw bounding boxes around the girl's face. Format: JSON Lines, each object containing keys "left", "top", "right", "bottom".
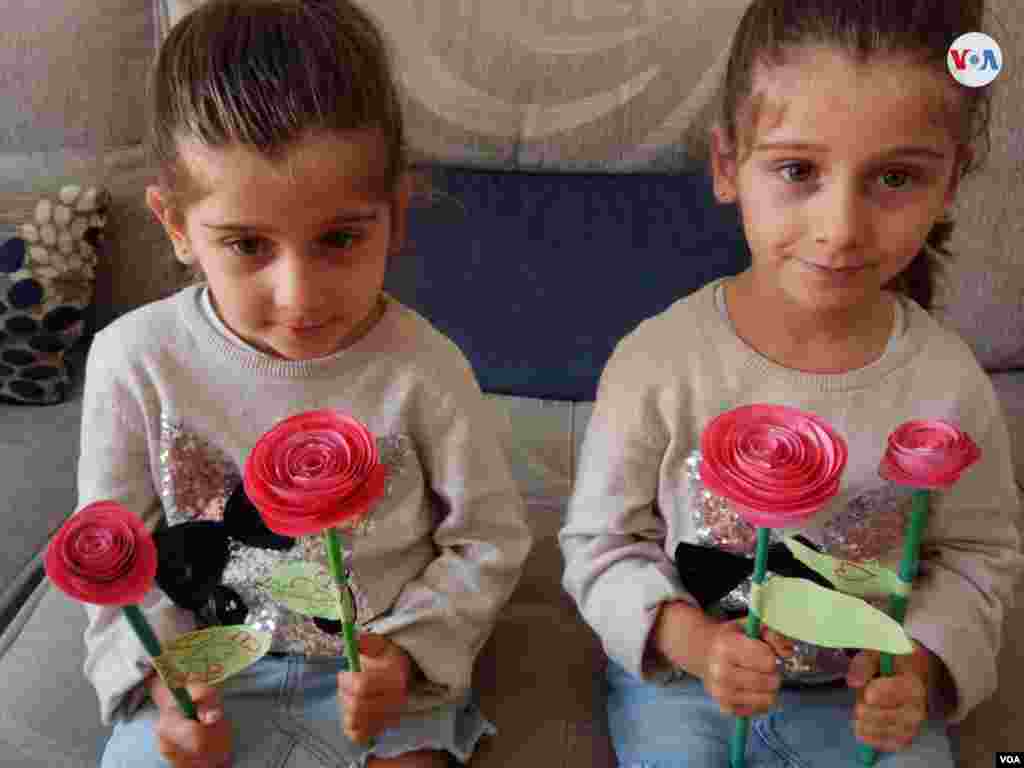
{"left": 148, "top": 131, "right": 409, "bottom": 360}
{"left": 711, "top": 47, "right": 969, "bottom": 317}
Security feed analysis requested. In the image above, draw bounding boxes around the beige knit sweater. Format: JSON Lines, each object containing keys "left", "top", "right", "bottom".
{"left": 561, "top": 278, "right": 1023, "bottom": 724}
{"left": 77, "top": 285, "right": 531, "bottom": 725}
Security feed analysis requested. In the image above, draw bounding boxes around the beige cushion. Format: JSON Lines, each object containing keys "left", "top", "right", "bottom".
{"left": 935, "top": 7, "right": 1024, "bottom": 370}
{"left": 0, "top": 0, "right": 152, "bottom": 154}
{"left": 161, "top": 0, "right": 751, "bottom": 171}
{"left": 0, "top": 581, "right": 110, "bottom": 767}
{"left": 0, "top": 0, "right": 186, "bottom": 327}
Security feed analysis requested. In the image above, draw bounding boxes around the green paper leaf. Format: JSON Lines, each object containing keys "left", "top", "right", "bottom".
{"left": 756, "top": 577, "right": 914, "bottom": 654}
{"left": 153, "top": 626, "right": 272, "bottom": 688}
{"left": 267, "top": 561, "right": 341, "bottom": 619}
{"left": 784, "top": 536, "right": 907, "bottom": 598}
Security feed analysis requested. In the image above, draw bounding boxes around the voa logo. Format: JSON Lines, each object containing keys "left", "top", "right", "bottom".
{"left": 997, "top": 753, "right": 1023, "bottom": 765}
{"left": 948, "top": 32, "right": 1003, "bottom": 87}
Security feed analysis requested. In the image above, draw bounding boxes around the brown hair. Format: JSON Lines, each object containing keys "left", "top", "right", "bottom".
{"left": 148, "top": 0, "right": 419, "bottom": 221}
{"left": 711, "top": 0, "right": 993, "bottom": 310}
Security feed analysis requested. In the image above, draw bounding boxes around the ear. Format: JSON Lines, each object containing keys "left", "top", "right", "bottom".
{"left": 387, "top": 172, "right": 414, "bottom": 255}
{"left": 942, "top": 144, "right": 974, "bottom": 209}
{"left": 146, "top": 185, "right": 194, "bottom": 264}
{"left": 710, "top": 125, "right": 739, "bottom": 204}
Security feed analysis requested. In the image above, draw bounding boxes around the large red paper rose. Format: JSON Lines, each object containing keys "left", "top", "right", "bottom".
{"left": 44, "top": 500, "right": 157, "bottom": 606}
{"left": 700, "top": 404, "right": 848, "bottom": 527}
{"left": 879, "top": 420, "right": 980, "bottom": 489}
{"left": 244, "top": 410, "right": 387, "bottom": 537}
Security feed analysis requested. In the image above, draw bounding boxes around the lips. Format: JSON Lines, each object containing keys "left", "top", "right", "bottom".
{"left": 804, "top": 261, "right": 868, "bottom": 272}
{"left": 286, "top": 320, "right": 330, "bottom": 331}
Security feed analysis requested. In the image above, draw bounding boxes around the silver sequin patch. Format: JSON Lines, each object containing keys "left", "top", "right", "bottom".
{"left": 378, "top": 433, "right": 414, "bottom": 497}
{"left": 159, "top": 422, "right": 415, "bottom": 656}
{"left": 338, "top": 433, "right": 414, "bottom": 538}
{"left": 159, "top": 414, "right": 236, "bottom": 525}
{"left": 682, "top": 449, "right": 907, "bottom": 684}
{"left": 823, "top": 484, "right": 912, "bottom": 562}
{"left": 219, "top": 537, "right": 363, "bottom": 657}
{"left": 685, "top": 451, "right": 788, "bottom": 555}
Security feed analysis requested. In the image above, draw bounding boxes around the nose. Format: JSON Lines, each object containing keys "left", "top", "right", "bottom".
{"left": 271, "top": 249, "right": 329, "bottom": 317}
{"left": 814, "top": 180, "right": 865, "bottom": 254}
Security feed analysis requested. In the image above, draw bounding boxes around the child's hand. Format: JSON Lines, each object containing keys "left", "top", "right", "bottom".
{"left": 846, "top": 642, "right": 933, "bottom": 752}
{"left": 701, "top": 617, "right": 795, "bottom": 718}
{"left": 337, "top": 632, "right": 414, "bottom": 745}
{"left": 147, "top": 673, "right": 233, "bottom": 768}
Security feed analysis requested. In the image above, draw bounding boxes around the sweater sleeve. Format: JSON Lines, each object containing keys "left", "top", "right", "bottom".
{"left": 559, "top": 335, "right": 698, "bottom": 683}
{"left": 76, "top": 331, "right": 197, "bottom": 726}
{"left": 902, "top": 378, "right": 1024, "bottom": 723}
{"left": 369, "top": 353, "right": 532, "bottom": 710}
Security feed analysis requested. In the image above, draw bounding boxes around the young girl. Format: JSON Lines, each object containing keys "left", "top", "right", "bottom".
{"left": 83, "top": 2, "right": 531, "bottom": 767}
{"left": 561, "top": 0, "right": 1023, "bottom": 765}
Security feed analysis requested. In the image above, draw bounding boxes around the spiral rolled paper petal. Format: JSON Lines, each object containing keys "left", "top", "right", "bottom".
{"left": 880, "top": 420, "right": 980, "bottom": 489}
{"left": 45, "top": 501, "right": 157, "bottom": 606}
{"left": 700, "top": 405, "right": 847, "bottom": 527}
{"left": 244, "top": 410, "right": 387, "bottom": 537}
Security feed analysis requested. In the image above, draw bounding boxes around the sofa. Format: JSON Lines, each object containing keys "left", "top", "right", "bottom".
{"left": 1, "top": 1, "right": 1022, "bottom": 767}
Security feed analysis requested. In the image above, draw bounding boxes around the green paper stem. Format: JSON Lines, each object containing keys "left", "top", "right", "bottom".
{"left": 730, "top": 527, "right": 770, "bottom": 768}
{"left": 122, "top": 604, "right": 197, "bottom": 721}
{"left": 857, "top": 489, "right": 929, "bottom": 767}
{"left": 324, "top": 528, "right": 362, "bottom": 674}
{"left": 324, "top": 527, "right": 375, "bottom": 748}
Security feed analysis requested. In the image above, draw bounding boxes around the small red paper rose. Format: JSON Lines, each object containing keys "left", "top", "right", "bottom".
{"left": 45, "top": 500, "right": 157, "bottom": 606}
{"left": 700, "top": 404, "right": 848, "bottom": 527}
{"left": 244, "top": 409, "right": 387, "bottom": 537}
{"left": 879, "top": 420, "right": 980, "bottom": 490}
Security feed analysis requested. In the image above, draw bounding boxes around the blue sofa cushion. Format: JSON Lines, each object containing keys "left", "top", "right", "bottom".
{"left": 384, "top": 167, "right": 750, "bottom": 402}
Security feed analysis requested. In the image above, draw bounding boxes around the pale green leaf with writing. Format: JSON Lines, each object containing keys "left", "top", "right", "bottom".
{"left": 153, "top": 626, "right": 272, "bottom": 688}
{"left": 783, "top": 536, "right": 907, "bottom": 599}
{"left": 754, "top": 577, "right": 913, "bottom": 654}
{"left": 267, "top": 561, "right": 341, "bottom": 619}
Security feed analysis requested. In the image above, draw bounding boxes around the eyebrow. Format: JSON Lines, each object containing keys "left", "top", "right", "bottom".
{"left": 753, "top": 142, "right": 947, "bottom": 161}
{"left": 201, "top": 212, "right": 380, "bottom": 232}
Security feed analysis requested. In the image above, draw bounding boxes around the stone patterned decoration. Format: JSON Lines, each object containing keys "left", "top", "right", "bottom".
{"left": 0, "top": 185, "right": 108, "bottom": 404}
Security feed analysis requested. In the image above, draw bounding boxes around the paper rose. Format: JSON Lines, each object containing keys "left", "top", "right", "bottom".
{"left": 879, "top": 420, "right": 980, "bottom": 490}
{"left": 44, "top": 500, "right": 158, "bottom": 606}
{"left": 244, "top": 410, "right": 387, "bottom": 537}
{"left": 700, "top": 404, "right": 848, "bottom": 527}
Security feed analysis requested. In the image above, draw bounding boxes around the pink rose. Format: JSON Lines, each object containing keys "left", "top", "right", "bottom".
{"left": 700, "top": 404, "right": 848, "bottom": 527}
{"left": 44, "top": 501, "right": 157, "bottom": 606}
{"left": 244, "top": 410, "right": 387, "bottom": 537}
{"left": 879, "top": 420, "right": 980, "bottom": 489}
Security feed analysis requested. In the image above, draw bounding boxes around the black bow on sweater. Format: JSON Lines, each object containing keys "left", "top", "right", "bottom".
{"left": 153, "top": 482, "right": 355, "bottom": 635}
{"left": 673, "top": 535, "right": 836, "bottom": 610}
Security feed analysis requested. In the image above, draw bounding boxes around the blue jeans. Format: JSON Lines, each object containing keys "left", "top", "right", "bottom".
{"left": 605, "top": 659, "right": 954, "bottom": 767}
{"left": 101, "top": 655, "right": 494, "bottom": 767}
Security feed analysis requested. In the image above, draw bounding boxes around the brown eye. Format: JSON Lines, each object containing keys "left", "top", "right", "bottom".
{"left": 226, "top": 237, "right": 264, "bottom": 256}
{"left": 880, "top": 170, "right": 912, "bottom": 189}
{"left": 778, "top": 162, "right": 813, "bottom": 184}
{"left": 321, "top": 230, "right": 357, "bottom": 249}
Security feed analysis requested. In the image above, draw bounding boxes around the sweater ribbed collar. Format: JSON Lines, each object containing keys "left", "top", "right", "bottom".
{"left": 700, "top": 277, "right": 925, "bottom": 393}
{"left": 178, "top": 284, "right": 394, "bottom": 378}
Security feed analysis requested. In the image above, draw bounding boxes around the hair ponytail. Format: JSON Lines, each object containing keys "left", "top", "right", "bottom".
{"left": 886, "top": 218, "right": 954, "bottom": 311}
